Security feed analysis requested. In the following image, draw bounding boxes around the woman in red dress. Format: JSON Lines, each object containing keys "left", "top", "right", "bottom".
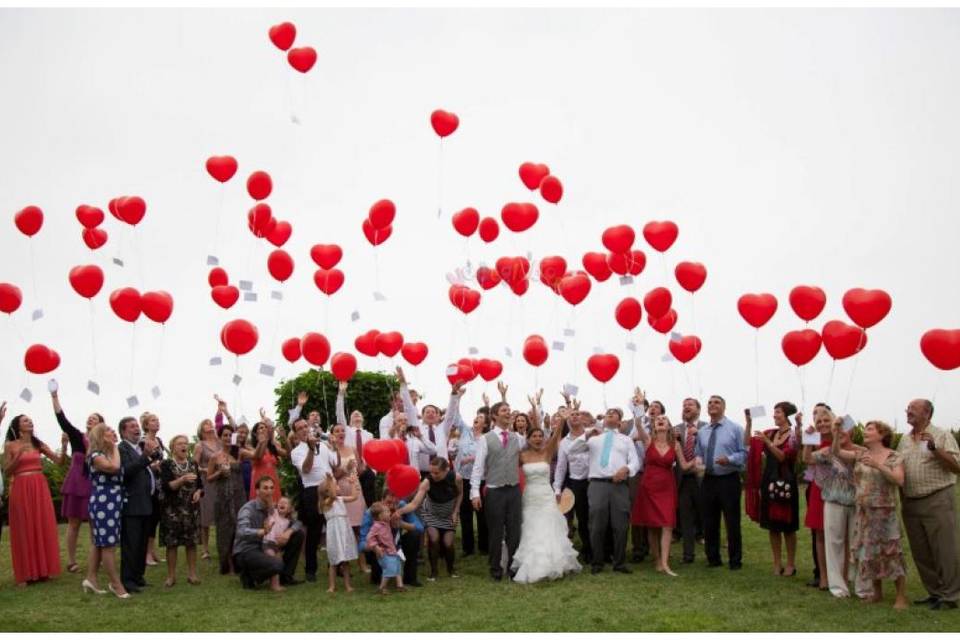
{"left": 242, "top": 410, "right": 286, "bottom": 503}
{"left": 802, "top": 407, "right": 834, "bottom": 591}
{"left": 3, "top": 405, "right": 65, "bottom": 586}
{"left": 631, "top": 416, "right": 695, "bottom": 576}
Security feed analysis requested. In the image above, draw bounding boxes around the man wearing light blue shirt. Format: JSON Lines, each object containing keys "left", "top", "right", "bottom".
{"left": 694, "top": 395, "right": 747, "bottom": 570}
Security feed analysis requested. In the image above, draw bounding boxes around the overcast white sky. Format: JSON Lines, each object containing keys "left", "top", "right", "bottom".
{"left": 2, "top": 8, "right": 959, "bottom": 444}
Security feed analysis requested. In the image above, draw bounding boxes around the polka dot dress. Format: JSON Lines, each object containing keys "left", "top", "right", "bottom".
{"left": 88, "top": 451, "right": 125, "bottom": 548}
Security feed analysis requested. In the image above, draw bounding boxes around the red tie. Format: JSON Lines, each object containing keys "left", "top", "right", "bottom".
{"left": 500, "top": 430, "right": 508, "bottom": 449}
{"left": 355, "top": 429, "right": 365, "bottom": 471}
{"left": 429, "top": 426, "right": 436, "bottom": 445}
{"left": 684, "top": 428, "right": 696, "bottom": 462}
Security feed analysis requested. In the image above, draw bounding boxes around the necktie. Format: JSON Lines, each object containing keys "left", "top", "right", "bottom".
{"left": 600, "top": 430, "right": 614, "bottom": 469}
{"left": 705, "top": 423, "right": 720, "bottom": 475}
{"left": 684, "top": 427, "right": 696, "bottom": 462}
{"left": 355, "top": 429, "right": 365, "bottom": 471}
{"left": 428, "top": 426, "right": 436, "bottom": 445}
{"left": 500, "top": 430, "right": 508, "bottom": 449}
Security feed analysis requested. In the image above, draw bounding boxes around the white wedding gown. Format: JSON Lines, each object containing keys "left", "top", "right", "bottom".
{"left": 511, "top": 461, "right": 582, "bottom": 583}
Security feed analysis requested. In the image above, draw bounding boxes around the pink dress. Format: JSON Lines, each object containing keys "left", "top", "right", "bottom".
{"left": 8, "top": 450, "right": 62, "bottom": 583}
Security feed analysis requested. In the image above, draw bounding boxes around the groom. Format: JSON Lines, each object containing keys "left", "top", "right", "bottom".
{"left": 470, "top": 401, "right": 523, "bottom": 581}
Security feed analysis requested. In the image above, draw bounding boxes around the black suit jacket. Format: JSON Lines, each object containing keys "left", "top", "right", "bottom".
{"left": 119, "top": 440, "right": 153, "bottom": 517}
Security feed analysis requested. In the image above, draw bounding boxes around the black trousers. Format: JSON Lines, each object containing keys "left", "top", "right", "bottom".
{"left": 485, "top": 485, "right": 522, "bottom": 577}
{"left": 677, "top": 474, "right": 702, "bottom": 561}
{"left": 299, "top": 486, "right": 325, "bottom": 577}
{"left": 701, "top": 473, "right": 742, "bottom": 567}
{"left": 234, "top": 530, "right": 304, "bottom": 588}
{"left": 367, "top": 529, "right": 422, "bottom": 585}
{"left": 121, "top": 514, "right": 149, "bottom": 588}
{"left": 358, "top": 468, "right": 377, "bottom": 507}
{"left": 460, "top": 479, "right": 488, "bottom": 555}
{"left": 565, "top": 477, "right": 592, "bottom": 563}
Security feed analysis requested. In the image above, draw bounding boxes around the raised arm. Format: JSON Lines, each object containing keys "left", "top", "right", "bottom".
{"left": 395, "top": 367, "right": 420, "bottom": 427}
{"left": 743, "top": 409, "right": 753, "bottom": 446}
{"left": 336, "top": 383, "right": 348, "bottom": 427}
{"left": 440, "top": 382, "right": 466, "bottom": 433}
{"left": 51, "top": 390, "right": 85, "bottom": 453}
{"left": 544, "top": 408, "right": 565, "bottom": 459}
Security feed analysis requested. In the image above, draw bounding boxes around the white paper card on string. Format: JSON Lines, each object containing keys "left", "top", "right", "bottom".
{"left": 619, "top": 276, "right": 634, "bottom": 286}
{"left": 563, "top": 328, "right": 576, "bottom": 337}
{"left": 151, "top": 386, "right": 161, "bottom": 400}
{"left": 802, "top": 429, "right": 821, "bottom": 446}
{"left": 232, "top": 374, "right": 242, "bottom": 386}
{"left": 445, "top": 272, "right": 458, "bottom": 285}
{"left": 373, "top": 291, "right": 387, "bottom": 302}
{"left": 259, "top": 364, "right": 275, "bottom": 377}
{"left": 504, "top": 347, "right": 513, "bottom": 358}
{"left": 243, "top": 292, "right": 258, "bottom": 302}
{"left": 239, "top": 415, "right": 249, "bottom": 426}
{"left": 437, "top": 207, "right": 442, "bottom": 219}
{"left": 270, "top": 291, "right": 283, "bottom": 301}
{"left": 841, "top": 415, "right": 856, "bottom": 431}
{"left": 32, "top": 308, "right": 44, "bottom": 321}
{"left": 661, "top": 352, "right": 675, "bottom": 362}
{"left": 552, "top": 341, "right": 565, "bottom": 352}
{"left": 563, "top": 383, "right": 579, "bottom": 397}
{"left": 206, "top": 255, "right": 219, "bottom": 266}
{"left": 290, "top": 114, "right": 301, "bottom": 126}
{"left": 126, "top": 395, "right": 139, "bottom": 409}
{"left": 209, "top": 356, "right": 222, "bottom": 366}
{"left": 112, "top": 257, "right": 124, "bottom": 267}
{"left": 87, "top": 380, "right": 100, "bottom": 395}
{"left": 468, "top": 347, "right": 479, "bottom": 355}
{"left": 19, "top": 388, "right": 32, "bottom": 403}
{"left": 748, "top": 405, "right": 766, "bottom": 419}
{"left": 350, "top": 311, "right": 360, "bottom": 322}
{"left": 670, "top": 331, "right": 683, "bottom": 342}
{"left": 625, "top": 341, "right": 637, "bottom": 352}
{"left": 238, "top": 280, "right": 253, "bottom": 291}
{"left": 47, "top": 379, "right": 58, "bottom": 393}
{"left": 592, "top": 346, "right": 604, "bottom": 355}
{"left": 445, "top": 365, "right": 458, "bottom": 377}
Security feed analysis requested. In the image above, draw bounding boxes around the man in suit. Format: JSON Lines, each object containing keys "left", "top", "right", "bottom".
{"left": 118, "top": 416, "right": 158, "bottom": 593}
{"left": 676, "top": 398, "right": 708, "bottom": 563}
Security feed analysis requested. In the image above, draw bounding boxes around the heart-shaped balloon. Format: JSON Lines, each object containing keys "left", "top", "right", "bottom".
{"left": 14, "top": 205, "right": 44, "bottom": 237}
{"left": 211, "top": 285, "right": 239, "bottom": 309}
{"left": 478, "top": 217, "right": 500, "bottom": 243}
{"left": 0, "top": 282, "right": 23, "bottom": 314}
{"left": 363, "top": 440, "right": 407, "bottom": 474}
{"left": 266, "top": 220, "right": 292, "bottom": 247}
{"left": 494, "top": 256, "right": 530, "bottom": 286}
{"left": 281, "top": 337, "right": 302, "bottom": 363}
{"left": 110, "top": 287, "right": 142, "bottom": 323}
{"left": 141, "top": 291, "right": 174, "bottom": 324}
{"left": 628, "top": 250, "right": 646, "bottom": 276}
{"left": 920, "top": 329, "right": 960, "bottom": 371}
{"left": 68, "top": 265, "right": 104, "bottom": 299}
{"left": 24, "top": 344, "right": 60, "bottom": 374}
{"left": 615, "top": 297, "right": 642, "bottom": 331}
{"left": 477, "top": 358, "right": 503, "bottom": 381}
{"left": 247, "top": 171, "right": 272, "bottom": 201}
{"left": 376, "top": 331, "right": 404, "bottom": 358}
{"left": 401, "top": 342, "right": 429, "bottom": 366}
{"left": 781, "top": 329, "right": 822, "bottom": 367}
{"left": 509, "top": 278, "right": 529, "bottom": 296}
{"left": 220, "top": 319, "right": 258, "bottom": 356}
{"left": 208, "top": 267, "right": 229, "bottom": 288}
{"left": 642, "top": 220, "right": 678, "bottom": 253}
{"left": 82, "top": 227, "right": 108, "bottom": 250}
{"left": 267, "top": 249, "right": 294, "bottom": 283}
{"left": 448, "top": 285, "right": 481, "bottom": 314}
{"left": 354, "top": 330, "right": 381, "bottom": 357}
{"left": 669, "top": 335, "right": 702, "bottom": 364}
{"left": 75, "top": 205, "right": 104, "bottom": 229}
{"left": 205, "top": 155, "right": 238, "bottom": 183}
{"left": 476, "top": 266, "right": 502, "bottom": 290}
{"left": 649, "top": 308, "right": 678, "bottom": 334}
{"left": 386, "top": 464, "right": 421, "bottom": 498}
{"left": 842, "top": 288, "right": 892, "bottom": 329}
{"left": 368, "top": 199, "right": 396, "bottom": 229}
{"left": 539, "top": 256, "right": 567, "bottom": 291}
{"left": 310, "top": 244, "right": 343, "bottom": 269}
{"left": 268, "top": 22, "right": 296, "bottom": 51}
{"left": 607, "top": 252, "right": 632, "bottom": 276}
{"left": 313, "top": 268, "right": 344, "bottom": 296}
{"left": 362, "top": 218, "right": 392, "bottom": 246}
{"left": 737, "top": 293, "right": 778, "bottom": 329}
{"left": 602, "top": 225, "right": 635, "bottom": 254}
{"left": 587, "top": 353, "right": 620, "bottom": 383}
{"left": 331, "top": 352, "right": 358, "bottom": 382}
{"left": 117, "top": 196, "right": 146, "bottom": 226}
{"left": 519, "top": 162, "right": 550, "bottom": 190}
{"left": 643, "top": 287, "right": 673, "bottom": 320}
{"left": 821, "top": 320, "right": 867, "bottom": 360}
{"left": 539, "top": 175, "right": 563, "bottom": 204}
{"left": 500, "top": 202, "right": 539, "bottom": 233}
{"left": 287, "top": 47, "right": 317, "bottom": 73}
{"left": 301, "top": 332, "right": 331, "bottom": 367}
{"left": 789, "top": 285, "right": 827, "bottom": 322}
{"left": 582, "top": 252, "right": 613, "bottom": 282}
{"left": 522, "top": 335, "right": 548, "bottom": 367}
{"left": 430, "top": 109, "right": 459, "bottom": 137}
{"left": 451, "top": 207, "right": 480, "bottom": 237}
{"left": 457, "top": 358, "right": 479, "bottom": 382}
{"left": 675, "top": 261, "right": 707, "bottom": 293}
{"left": 559, "top": 273, "right": 591, "bottom": 306}
{"left": 248, "top": 203, "right": 274, "bottom": 237}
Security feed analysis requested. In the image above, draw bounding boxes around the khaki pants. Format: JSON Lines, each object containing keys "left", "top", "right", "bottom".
{"left": 823, "top": 501, "right": 873, "bottom": 598}
{"left": 903, "top": 485, "right": 960, "bottom": 602}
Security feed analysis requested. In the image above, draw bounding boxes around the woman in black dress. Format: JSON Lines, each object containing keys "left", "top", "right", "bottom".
{"left": 416, "top": 456, "right": 462, "bottom": 581}
{"left": 159, "top": 435, "right": 203, "bottom": 587}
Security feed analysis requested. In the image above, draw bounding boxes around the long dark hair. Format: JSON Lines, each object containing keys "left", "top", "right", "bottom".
{"left": 6, "top": 415, "right": 44, "bottom": 450}
{"left": 220, "top": 423, "right": 241, "bottom": 460}
{"left": 249, "top": 422, "right": 278, "bottom": 457}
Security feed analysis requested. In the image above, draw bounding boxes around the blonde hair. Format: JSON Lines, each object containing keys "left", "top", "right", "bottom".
{"left": 140, "top": 412, "right": 157, "bottom": 431}
{"left": 168, "top": 434, "right": 189, "bottom": 454}
{"left": 87, "top": 423, "right": 112, "bottom": 455}
{"left": 196, "top": 419, "right": 213, "bottom": 440}
{"left": 318, "top": 474, "right": 339, "bottom": 512}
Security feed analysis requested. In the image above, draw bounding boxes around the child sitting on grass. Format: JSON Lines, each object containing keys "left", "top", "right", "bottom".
{"left": 366, "top": 502, "right": 406, "bottom": 595}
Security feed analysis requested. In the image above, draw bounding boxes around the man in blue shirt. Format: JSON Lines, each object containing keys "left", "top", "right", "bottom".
{"left": 694, "top": 395, "right": 747, "bottom": 570}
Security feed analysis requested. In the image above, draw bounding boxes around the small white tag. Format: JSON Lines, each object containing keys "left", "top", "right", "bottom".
{"left": 748, "top": 405, "right": 766, "bottom": 419}
{"left": 802, "top": 429, "right": 821, "bottom": 446}
{"left": 232, "top": 374, "right": 242, "bottom": 386}
{"left": 239, "top": 280, "right": 253, "bottom": 291}
{"left": 243, "top": 292, "right": 258, "bottom": 302}
{"left": 468, "top": 346, "right": 479, "bottom": 355}
{"left": 592, "top": 346, "right": 604, "bottom": 355}
{"left": 151, "top": 386, "right": 161, "bottom": 400}
{"left": 437, "top": 207, "right": 442, "bottom": 219}
{"left": 619, "top": 276, "right": 634, "bottom": 286}
{"left": 206, "top": 255, "right": 219, "bottom": 266}
{"left": 112, "top": 257, "right": 124, "bottom": 267}
{"left": 626, "top": 342, "right": 637, "bottom": 352}
{"left": 445, "top": 272, "right": 458, "bottom": 285}
{"left": 270, "top": 290, "right": 283, "bottom": 301}
{"left": 661, "top": 352, "right": 675, "bottom": 362}
{"left": 47, "top": 379, "right": 58, "bottom": 393}
{"left": 32, "top": 308, "right": 44, "bottom": 321}
{"left": 504, "top": 347, "right": 513, "bottom": 357}
{"left": 19, "top": 387, "right": 32, "bottom": 402}
{"left": 290, "top": 114, "right": 301, "bottom": 125}
{"left": 563, "top": 383, "right": 579, "bottom": 397}
{"left": 373, "top": 291, "right": 387, "bottom": 302}
{"left": 552, "top": 341, "right": 565, "bottom": 352}
{"left": 259, "top": 364, "right": 275, "bottom": 377}
{"left": 87, "top": 380, "right": 100, "bottom": 395}
{"left": 841, "top": 415, "right": 856, "bottom": 431}
{"left": 350, "top": 311, "right": 360, "bottom": 322}
{"left": 445, "top": 365, "right": 459, "bottom": 376}
{"left": 563, "top": 328, "right": 576, "bottom": 337}
{"left": 670, "top": 331, "right": 683, "bottom": 342}
{"left": 230, "top": 432, "right": 238, "bottom": 445}
{"left": 126, "top": 395, "right": 139, "bottom": 408}
{"left": 209, "top": 356, "right": 222, "bottom": 366}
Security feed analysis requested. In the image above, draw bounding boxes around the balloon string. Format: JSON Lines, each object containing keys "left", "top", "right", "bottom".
{"left": 28, "top": 239, "right": 41, "bottom": 309}
{"left": 154, "top": 324, "right": 167, "bottom": 401}
{"left": 7, "top": 312, "right": 25, "bottom": 351}
{"left": 212, "top": 184, "right": 225, "bottom": 260}
{"left": 133, "top": 227, "right": 146, "bottom": 291}
{"left": 268, "top": 285, "right": 283, "bottom": 356}
{"left": 797, "top": 366, "right": 806, "bottom": 411}
{"left": 129, "top": 322, "right": 137, "bottom": 395}
{"left": 754, "top": 329, "right": 760, "bottom": 405}
{"left": 437, "top": 139, "right": 444, "bottom": 219}
{"left": 681, "top": 363, "right": 694, "bottom": 397}
{"left": 233, "top": 356, "right": 242, "bottom": 419}
{"left": 372, "top": 247, "right": 381, "bottom": 297}
{"left": 843, "top": 349, "right": 861, "bottom": 413}
{"left": 932, "top": 373, "right": 944, "bottom": 406}
{"left": 88, "top": 300, "right": 98, "bottom": 378}
{"left": 689, "top": 293, "right": 699, "bottom": 335}
{"left": 824, "top": 359, "right": 836, "bottom": 406}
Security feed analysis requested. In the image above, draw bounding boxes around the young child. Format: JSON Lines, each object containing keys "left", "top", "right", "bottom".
{"left": 263, "top": 496, "right": 297, "bottom": 592}
{"left": 366, "top": 502, "right": 405, "bottom": 595}
{"left": 319, "top": 472, "right": 360, "bottom": 593}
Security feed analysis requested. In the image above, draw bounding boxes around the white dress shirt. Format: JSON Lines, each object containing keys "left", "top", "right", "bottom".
{"left": 469, "top": 425, "right": 524, "bottom": 500}
{"left": 290, "top": 441, "right": 338, "bottom": 488}
{"left": 409, "top": 390, "right": 462, "bottom": 468}
{"left": 553, "top": 433, "right": 591, "bottom": 495}
{"left": 405, "top": 433, "right": 437, "bottom": 471}
{"left": 569, "top": 427, "right": 641, "bottom": 479}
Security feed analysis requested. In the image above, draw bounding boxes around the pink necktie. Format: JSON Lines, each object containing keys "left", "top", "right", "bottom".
{"left": 500, "top": 431, "right": 508, "bottom": 449}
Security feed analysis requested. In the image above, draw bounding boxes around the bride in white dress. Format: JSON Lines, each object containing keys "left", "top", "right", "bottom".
{"left": 511, "top": 399, "right": 581, "bottom": 583}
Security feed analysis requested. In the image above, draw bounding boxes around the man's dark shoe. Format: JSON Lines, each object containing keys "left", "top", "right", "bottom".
{"left": 490, "top": 571, "right": 503, "bottom": 582}
{"left": 408, "top": 581, "right": 424, "bottom": 587}
{"left": 304, "top": 573, "right": 317, "bottom": 583}
{"left": 729, "top": 564, "right": 742, "bottom": 571}
{"left": 707, "top": 561, "right": 722, "bottom": 568}
{"left": 807, "top": 578, "right": 821, "bottom": 588}
{"left": 280, "top": 576, "right": 302, "bottom": 586}
{"left": 613, "top": 565, "right": 633, "bottom": 574}
{"left": 123, "top": 583, "right": 141, "bottom": 593}
{"left": 915, "top": 595, "right": 939, "bottom": 605}
{"left": 591, "top": 565, "right": 603, "bottom": 575}
{"left": 682, "top": 557, "right": 695, "bottom": 564}
{"left": 933, "top": 600, "right": 957, "bottom": 610}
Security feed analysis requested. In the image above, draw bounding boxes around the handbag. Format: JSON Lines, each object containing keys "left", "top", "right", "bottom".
{"left": 765, "top": 451, "right": 795, "bottom": 523}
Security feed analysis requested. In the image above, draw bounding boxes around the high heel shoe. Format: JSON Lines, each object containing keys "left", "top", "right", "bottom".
{"left": 81, "top": 579, "right": 107, "bottom": 595}
{"left": 108, "top": 584, "right": 131, "bottom": 599}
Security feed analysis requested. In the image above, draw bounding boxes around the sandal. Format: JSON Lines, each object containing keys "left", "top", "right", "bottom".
{"left": 187, "top": 577, "right": 201, "bottom": 586}
{"left": 782, "top": 567, "right": 797, "bottom": 577}
{"left": 164, "top": 579, "right": 176, "bottom": 588}
{"left": 67, "top": 563, "right": 80, "bottom": 574}
{"left": 201, "top": 551, "right": 211, "bottom": 561}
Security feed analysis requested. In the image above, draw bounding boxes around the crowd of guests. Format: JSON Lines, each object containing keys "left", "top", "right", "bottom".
{"left": 1, "top": 373, "right": 958, "bottom": 612}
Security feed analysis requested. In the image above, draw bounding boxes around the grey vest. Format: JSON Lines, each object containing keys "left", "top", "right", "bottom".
{"left": 484, "top": 430, "right": 520, "bottom": 486}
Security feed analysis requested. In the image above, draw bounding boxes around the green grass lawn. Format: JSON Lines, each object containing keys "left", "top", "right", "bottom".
{"left": 1, "top": 500, "right": 959, "bottom": 632}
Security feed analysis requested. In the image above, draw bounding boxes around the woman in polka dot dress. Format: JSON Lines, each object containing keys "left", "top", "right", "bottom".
{"left": 83, "top": 423, "right": 130, "bottom": 598}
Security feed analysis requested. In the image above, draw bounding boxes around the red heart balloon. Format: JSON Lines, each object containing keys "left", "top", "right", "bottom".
{"left": 68, "top": 265, "right": 104, "bottom": 299}
{"left": 737, "top": 293, "right": 778, "bottom": 329}
{"left": 478, "top": 217, "right": 500, "bottom": 243}
{"left": 268, "top": 22, "right": 296, "bottom": 51}
{"left": 280, "top": 337, "right": 301, "bottom": 363}
{"left": 509, "top": 278, "right": 529, "bottom": 297}
{"left": 602, "top": 225, "right": 635, "bottom": 254}
{"left": 107, "top": 198, "right": 122, "bottom": 221}
{"left": 649, "top": 308, "right": 678, "bottom": 334}
{"left": 781, "top": 329, "right": 822, "bottom": 367}
{"left": 539, "top": 175, "right": 563, "bottom": 204}
{"left": 582, "top": 252, "right": 613, "bottom": 282}
{"left": 842, "top": 288, "right": 892, "bottom": 329}
{"left": 643, "top": 287, "right": 673, "bottom": 320}
{"left": 477, "top": 358, "right": 503, "bottom": 381}
{"left": 247, "top": 203, "right": 273, "bottom": 237}
{"left": 287, "top": 47, "right": 317, "bottom": 73}
{"left": 14, "top": 205, "right": 43, "bottom": 237}
{"left": 362, "top": 439, "right": 407, "bottom": 473}
{"left": 82, "top": 227, "right": 108, "bottom": 250}
{"left": 519, "top": 162, "right": 550, "bottom": 190}
{"left": 615, "top": 297, "right": 642, "bottom": 331}
{"left": 675, "top": 261, "right": 707, "bottom": 293}
{"left": 141, "top": 291, "right": 174, "bottom": 324}
{"left": 368, "top": 199, "right": 396, "bottom": 229}
{"left": 246, "top": 171, "right": 273, "bottom": 200}
{"left": 355, "top": 330, "right": 381, "bottom": 357}
{"left": 669, "top": 335, "right": 702, "bottom": 364}
{"left": 376, "top": 331, "right": 404, "bottom": 358}
{"left": 75, "top": 205, "right": 104, "bottom": 229}
{"left": 267, "top": 249, "right": 294, "bottom": 283}
{"left": 495, "top": 256, "right": 530, "bottom": 286}
{"left": 628, "top": 250, "right": 646, "bottom": 276}
{"left": 211, "top": 285, "right": 239, "bottom": 309}
{"left": 208, "top": 267, "right": 229, "bottom": 288}
{"left": 607, "top": 252, "right": 631, "bottom": 276}
{"left": 331, "top": 352, "right": 358, "bottom": 382}
{"left": 362, "top": 218, "right": 392, "bottom": 246}
{"left": 401, "top": 342, "right": 429, "bottom": 366}
{"left": 448, "top": 285, "right": 481, "bottom": 314}
{"left": 522, "top": 335, "right": 548, "bottom": 367}
{"left": 822, "top": 320, "right": 867, "bottom": 360}
{"left": 117, "top": 196, "right": 146, "bottom": 226}
{"left": 266, "top": 220, "right": 292, "bottom": 247}
{"left": 24, "top": 344, "right": 60, "bottom": 374}
{"left": 451, "top": 207, "right": 480, "bottom": 237}
{"left": 500, "top": 202, "right": 539, "bottom": 233}
{"left": 109, "top": 287, "right": 142, "bottom": 323}
{"left": 642, "top": 220, "right": 678, "bottom": 253}
{"left": 559, "top": 273, "right": 591, "bottom": 306}
{"left": 222, "top": 319, "right": 259, "bottom": 356}
{"left": 310, "top": 244, "right": 342, "bottom": 269}
{"left": 386, "top": 464, "right": 421, "bottom": 498}
{"left": 920, "top": 329, "right": 960, "bottom": 371}
{"left": 789, "top": 285, "right": 827, "bottom": 322}
{"left": 430, "top": 109, "right": 459, "bottom": 137}
{"left": 539, "top": 256, "right": 567, "bottom": 291}
{"left": 456, "top": 358, "right": 478, "bottom": 382}
{"left": 301, "top": 332, "right": 331, "bottom": 367}
{"left": 0, "top": 282, "right": 23, "bottom": 314}
{"left": 476, "top": 266, "right": 502, "bottom": 290}
{"left": 205, "top": 155, "right": 238, "bottom": 183}
{"left": 587, "top": 353, "right": 620, "bottom": 383}
{"left": 313, "top": 268, "right": 344, "bottom": 295}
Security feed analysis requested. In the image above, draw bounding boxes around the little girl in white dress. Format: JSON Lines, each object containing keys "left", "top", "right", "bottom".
{"left": 319, "top": 473, "right": 361, "bottom": 593}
